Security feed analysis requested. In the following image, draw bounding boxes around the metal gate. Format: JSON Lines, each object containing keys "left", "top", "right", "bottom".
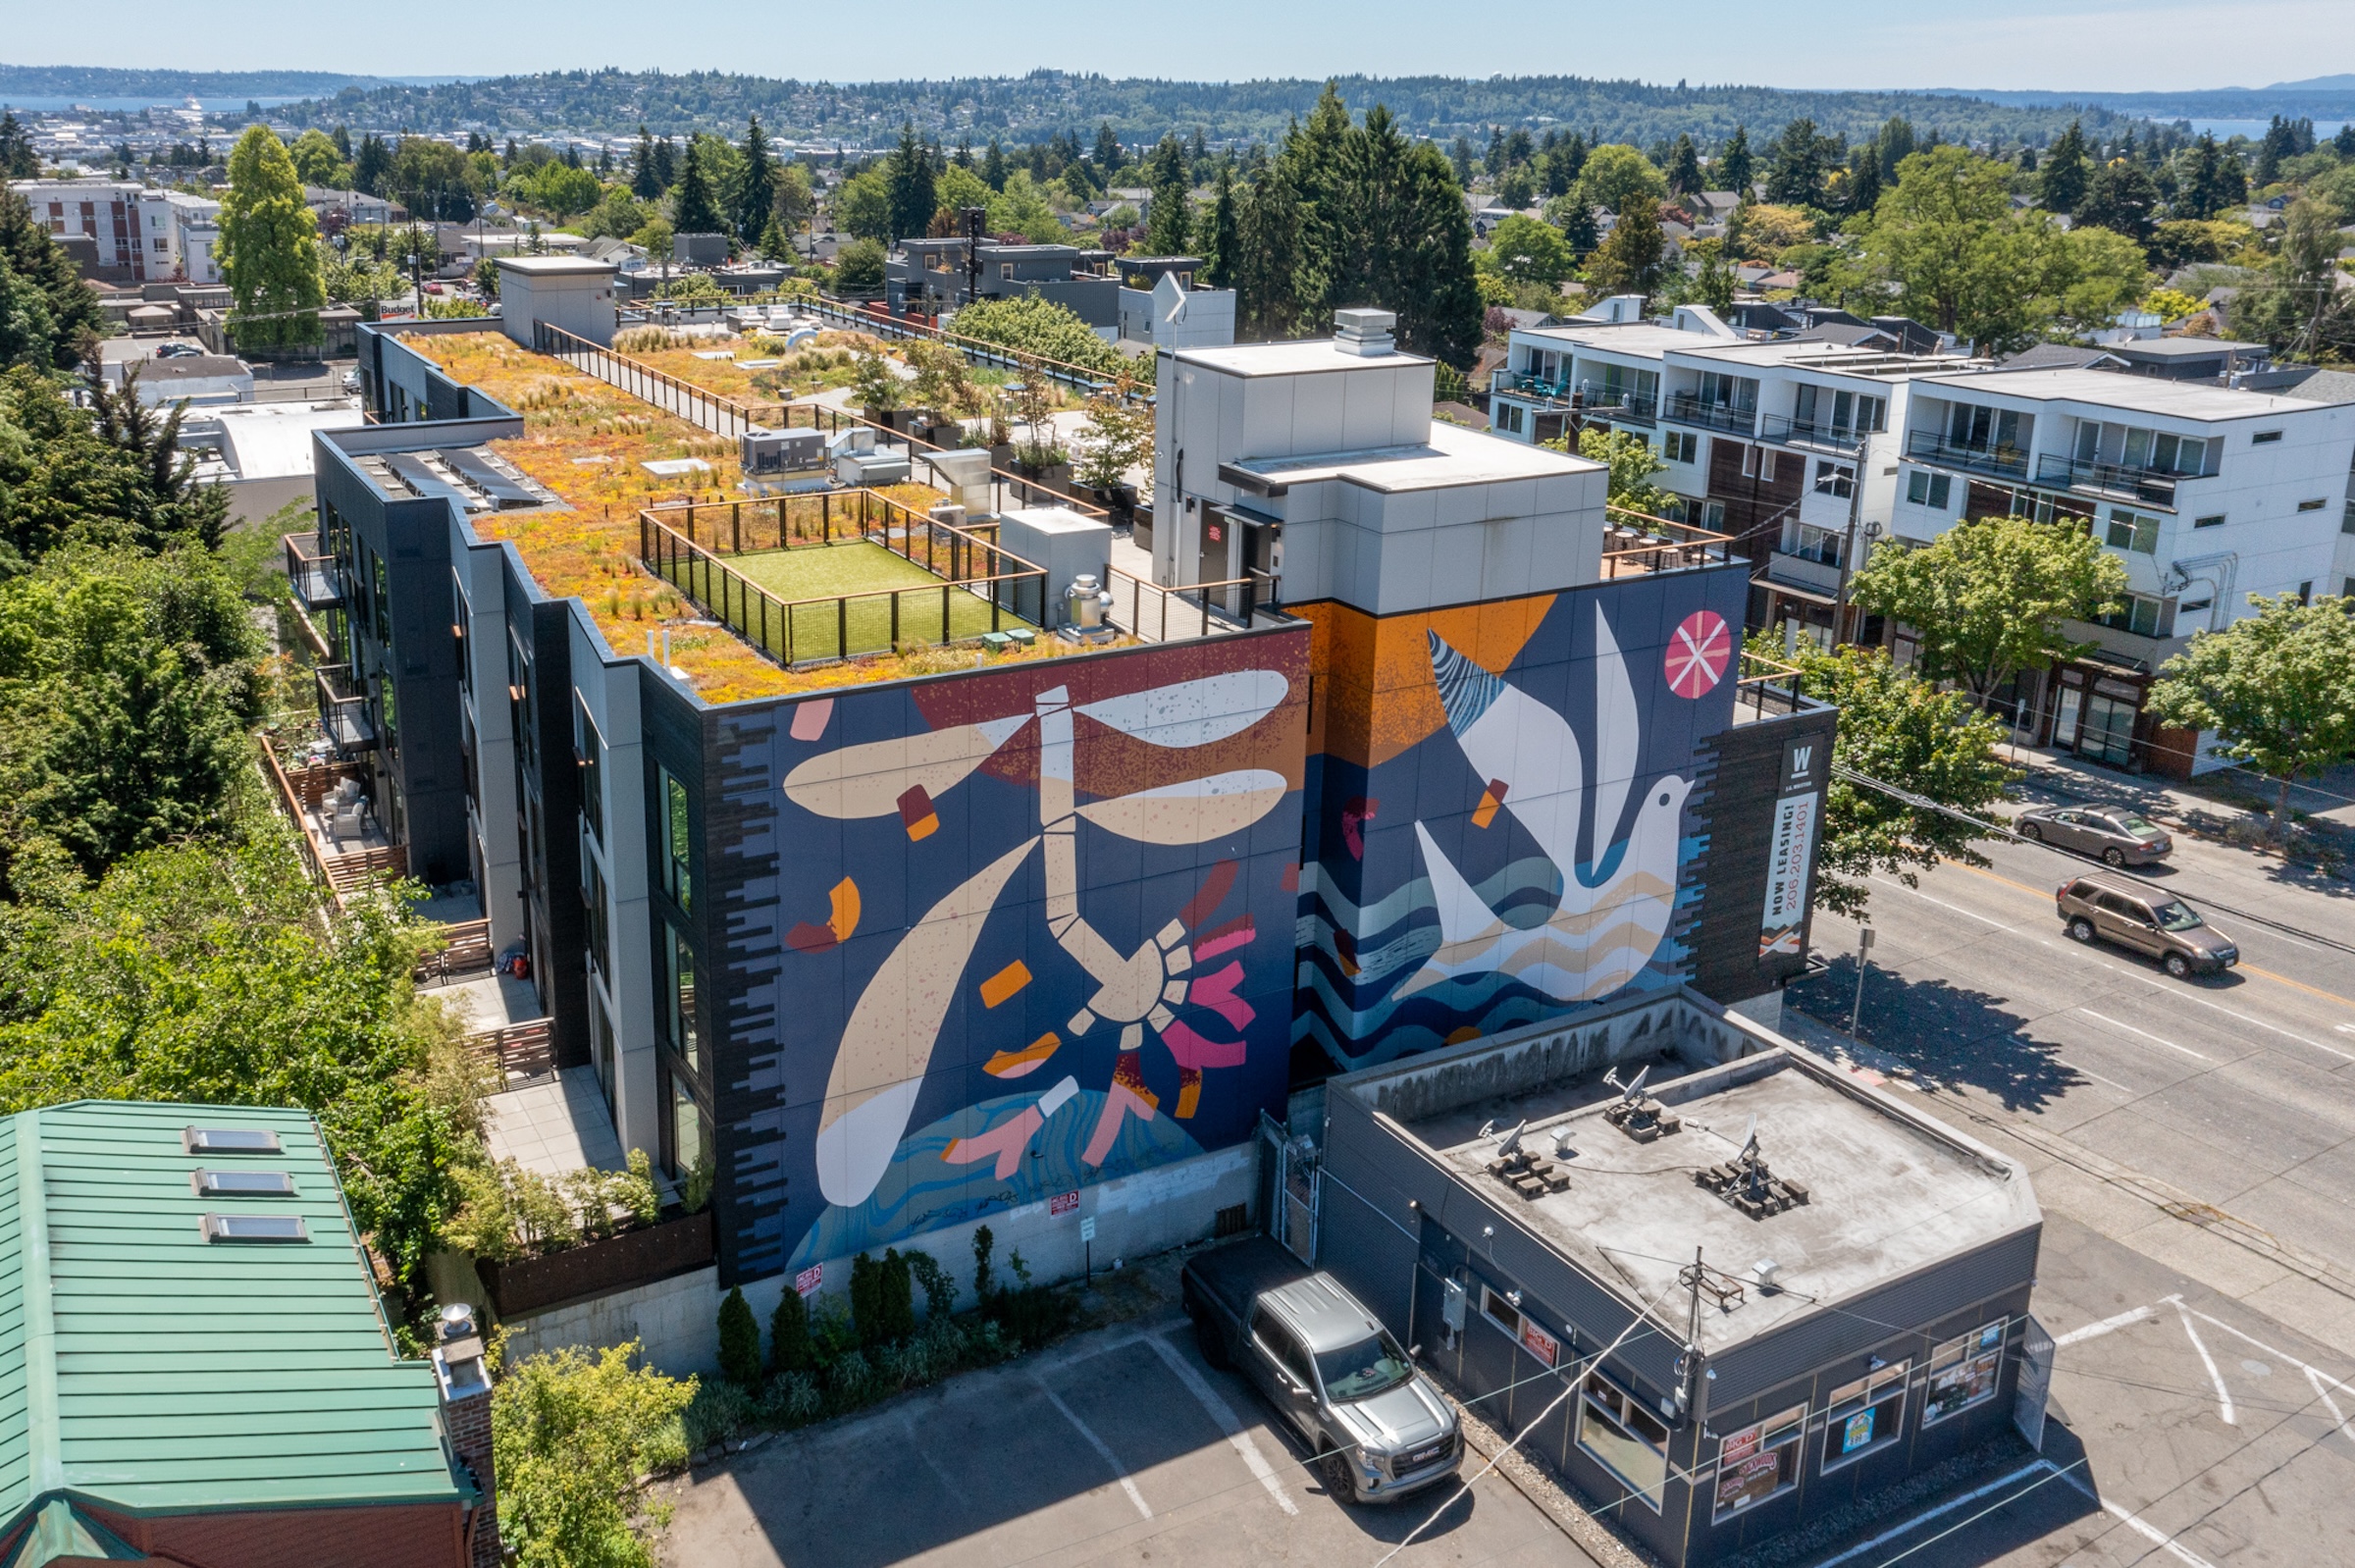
{"left": 2014, "top": 1315, "right": 2056, "bottom": 1451}
{"left": 1257, "top": 1114, "right": 1321, "bottom": 1263}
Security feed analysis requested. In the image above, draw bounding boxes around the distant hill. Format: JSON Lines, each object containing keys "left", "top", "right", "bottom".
{"left": 1954, "top": 80, "right": 2355, "bottom": 121}
{"left": 258, "top": 68, "right": 2134, "bottom": 148}
{"left": 0, "top": 64, "right": 468, "bottom": 104}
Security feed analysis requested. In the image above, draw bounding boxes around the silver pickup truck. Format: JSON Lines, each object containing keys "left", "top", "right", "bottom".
{"left": 1181, "top": 1237, "right": 1462, "bottom": 1503}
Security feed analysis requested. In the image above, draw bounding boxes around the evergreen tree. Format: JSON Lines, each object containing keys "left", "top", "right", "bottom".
{"left": 758, "top": 216, "right": 792, "bottom": 262}
{"left": 0, "top": 190, "right": 103, "bottom": 370}
{"left": 1093, "top": 122, "right": 1124, "bottom": 175}
{"left": 1234, "top": 164, "right": 1312, "bottom": 340}
{"left": 1846, "top": 140, "right": 1883, "bottom": 215}
{"left": 1718, "top": 126, "right": 1753, "bottom": 194}
{"left": 2041, "top": 122, "right": 2091, "bottom": 214}
{"left": 1, "top": 113, "right": 40, "bottom": 180}
{"left": 884, "top": 122, "right": 935, "bottom": 241}
{"left": 1141, "top": 133, "right": 1192, "bottom": 255}
{"left": 736, "top": 116, "right": 778, "bottom": 244}
{"left": 1200, "top": 164, "right": 1240, "bottom": 287}
{"left": 652, "top": 135, "right": 676, "bottom": 191}
{"left": 1665, "top": 134, "right": 1702, "bottom": 197}
{"left": 218, "top": 127, "right": 325, "bottom": 351}
{"left": 1485, "top": 127, "right": 1507, "bottom": 177}
{"left": 1586, "top": 196, "right": 1665, "bottom": 296}
{"left": 716, "top": 1285, "right": 761, "bottom": 1387}
{"left": 2079, "top": 160, "right": 2160, "bottom": 244}
{"left": 1556, "top": 196, "right": 1598, "bottom": 257}
{"left": 2335, "top": 124, "right": 2355, "bottom": 160}
{"left": 351, "top": 132, "right": 392, "bottom": 196}
{"left": 769, "top": 1282, "right": 814, "bottom": 1374}
{"left": 953, "top": 135, "right": 972, "bottom": 169}
{"left": 1449, "top": 135, "right": 1475, "bottom": 183}
{"left": 668, "top": 137, "right": 727, "bottom": 236}
{"left": 1764, "top": 118, "right": 1832, "bottom": 207}
{"left": 331, "top": 124, "right": 352, "bottom": 162}
{"left": 982, "top": 137, "right": 1008, "bottom": 192}
{"left": 1878, "top": 116, "right": 1917, "bottom": 182}
{"left": 2179, "top": 133, "right": 2228, "bottom": 219}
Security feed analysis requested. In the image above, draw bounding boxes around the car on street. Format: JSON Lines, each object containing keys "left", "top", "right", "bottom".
{"left": 1182, "top": 1236, "right": 1461, "bottom": 1504}
{"left": 2017, "top": 804, "right": 2172, "bottom": 865}
{"left": 340, "top": 370, "right": 361, "bottom": 392}
{"left": 153, "top": 342, "right": 205, "bottom": 358}
{"left": 2056, "top": 873, "right": 2237, "bottom": 977}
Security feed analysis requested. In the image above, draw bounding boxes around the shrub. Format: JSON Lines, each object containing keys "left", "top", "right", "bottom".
{"left": 880, "top": 1249, "right": 917, "bottom": 1342}
{"left": 682, "top": 1378, "right": 755, "bottom": 1450}
{"left": 769, "top": 1281, "right": 815, "bottom": 1373}
{"left": 907, "top": 1249, "right": 957, "bottom": 1321}
{"left": 972, "top": 1226, "right": 997, "bottom": 1301}
{"left": 849, "top": 1252, "right": 883, "bottom": 1346}
{"left": 492, "top": 1340, "right": 696, "bottom": 1568}
{"left": 827, "top": 1349, "right": 872, "bottom": 1401}
{"left": 717, "top": 1285, "right": 762, "bottom": 1388}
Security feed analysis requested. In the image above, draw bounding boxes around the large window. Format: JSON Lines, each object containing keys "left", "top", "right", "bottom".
{"left": 661, "top": 766, "right": 695, "bottom": 913}
{"left": 666, "top": 923, "right": 701, "bottom": 1076}
{"left": 583, "top": 852, "right": 609, "bottom": 980}
{"left": 2104, "top": 507, "right": 2160, "bottom": 554}
{"left": 1577, "top": 1370, "right": 1669, "bottom": 1508}
{"left": 1663, "top": 430, "right": 1699, "bottom": 464}
{"left": 1923, "top": 1323, "right": 2008, "bottom": 1425}
{"left": 1793, "top": 384, "right": 1885, "bottom": 437}
{"left": 1947, "top": 402, "right": 2029, "bottom": 456}
{"left": 1713, "top": 1404, "right": 1806, "bottom": 1520}
{"left": 1907, "top": 469, "right": 1953, "bottom": 510}
{"left": 1813, "top": 460, "right": 1855, "bottom": 498}
{"left": 667, "top": 1069, "right": 708, "bottom": 1181}
{"left": 1821, "top": 1361, "right": 1909, "bottom": 1468}
{"left": 2096, "top": 593, "right": 2171, "bottom": 638}
{"left": 575, "top": 699, "right": 604, "bottom": 844}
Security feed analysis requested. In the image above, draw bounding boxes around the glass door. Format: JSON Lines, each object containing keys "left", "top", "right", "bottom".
{"left": 2052, "top": 686, "right": 2082, "bottom": 750}
{"left": 2080, "top": 695, "right": 2136, "bottom": 767}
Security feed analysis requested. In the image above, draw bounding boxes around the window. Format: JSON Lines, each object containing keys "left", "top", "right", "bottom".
{"left": 2296, "top": 498, "right": 2326, "bottom": 512}
{"left": 1947, "top": 402, "right": 2028, "bottom": 455}
{"left": 1695, "top": 371, "right": 1757, "bottom": 412}
{"left": 1821, "top": 1361, "right": 1909, "bottom": 1467}
{"left": 1713, "top": 1404, "right": 1806, "bottom": 1520}
{"left": 667, "top": 1070, "right": 708, "bottom": 1181}
{"left": 1793, "top": 384, "right": 1884, "bottom": 437}
{"left": 666, "top": 923, "right": 702, "bottom": 1075}
{"left": 1250, "top": 1310, "right": 1316, "bottom": 1388}
{"left": 2299, "top": 581, "right": 2314, "bottom": 605}
{"left": 998, "top": 262, "right": 1014, "bottom": 280}
{"left": 2343, "top": 501, "right": 2355, "bottom": 535}
{"left": 2104, "top": 507, "right": 2159, "bottom": 554}
{"left": 1578, "top": 1370, "right": 1669, "bottom": 1507}
{"left": 1907, "top": 470, "right": 1952, "bottom": 510}
{"left": 2252, "top": 430, "right": 2282, "bottom": 444}
{"left": 1664, "top": 431, "right": 1699, "bottom": 464}
{"left": 661, "top": 767, "right": 695, "bottom": 912}
{"left": 202, "top": 1214, "right": 308, "bottom": 1243}
{"left": 583, "top": 854, "right": 609, "bottom": 979}
{"left": 1813, "top": 460, "right": 1855, "bottom": 498}
{"left": 575, "top": 699, "right": 603, "bottom": 843}
{"left": 1496, "top": 402, "right": 1526, "bottom": 435}
{"left": 192, "top": 1170, "right": 295, "bottom": 1196}
{"left": 2097, "top": 594, "right": 2170, "bottom": 638}
{"left": 2195, "top": 513, "right": 2226, "bottom": 529}
{"left": 1922, "top": 1322, "right": 2009, "bottom": 1425}
{"left": 183, "top": 1126, "right": 282, "bottom": 1154}
{"left": 1759, "top": 450, "right": 1778, "bottom": 483}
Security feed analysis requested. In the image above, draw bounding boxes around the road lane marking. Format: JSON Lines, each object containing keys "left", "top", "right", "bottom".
{"left": 2167, "top": 1296, "right": 2236, "bottom": 1426}
{"left": 2079, "top": 1010, "right": 2214, "bottom": 1063}
{"left": 1865, "top": 876, "right": 2012, "bottom": 927}
{"left": 1147, "top": 1331, "right": 1298, "bottom": 1516}
{"left": 2053, "top": 1059, "right": 2133, "bottom": 1093}
{"left": 2102, "top": 1499, "right": 2220, "bottom": 1568}
{"left": 2183, "top": 1305, "right": 2355, "bottom": 1397}
{"left": 2307, "top": 1367, "right": 2355, "bottom": 1446}
{"left": 1034, "top": 1375, "right": 1153, "bottom": 1519}
{"left": 2054, "top": 1304, "right": 2154, "bottom": 1346}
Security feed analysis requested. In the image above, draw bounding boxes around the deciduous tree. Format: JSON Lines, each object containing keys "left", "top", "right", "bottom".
{"left": 2147, "top": 593, "right": 2355, "bottom": 838}
{"left": 219, "top": 126, "right": 327, "bottom": 350}
{"left": 491, "top": 1341, "right": 695, "bottom": 1568}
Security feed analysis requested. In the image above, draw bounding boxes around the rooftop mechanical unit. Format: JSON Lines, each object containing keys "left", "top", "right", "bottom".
{"left": 740, "top": 426, "right": 827, "bottom": 477}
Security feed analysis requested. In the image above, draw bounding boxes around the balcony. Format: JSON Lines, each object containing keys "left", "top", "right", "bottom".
{"left": 285, "top": 535, "right": 343, "bottom": 610}
{"left": 1663, "top": 392, "right": 1756, "bottom": 436}
{"left": 1756, "top": 413, "right": 1875, "bottom": 455}
{"left": 1903, "top": 429, "right": 2029, "bottom": 483}
{"left": 316, "top": 663, "right": 376, "bottom": 754}
{"left": 1490, "top": 374, "right": 1656, "bottom": 425}
{"left": 1764, "top": 548, "right": 1845, "bottom": 595}
{"left": 2032, "top": 452, "right": 2180, "bottom": 508}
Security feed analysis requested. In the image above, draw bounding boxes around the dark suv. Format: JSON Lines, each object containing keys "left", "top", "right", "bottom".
{"left": 2056, "top": 874, "right": 2237, "bottom": 978}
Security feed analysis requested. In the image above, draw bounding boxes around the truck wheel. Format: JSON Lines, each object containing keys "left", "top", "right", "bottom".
{"left": 1194, "top": 1314, "right": 1230, "bottom": 1370}
{"left": 1320, "top": 1449, "right": 1358, "bottom": 1503}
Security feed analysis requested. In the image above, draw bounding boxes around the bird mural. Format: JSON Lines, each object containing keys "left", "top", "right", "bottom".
{"left": 1396, "top": 604, "right": 1689, "bottom": 1004}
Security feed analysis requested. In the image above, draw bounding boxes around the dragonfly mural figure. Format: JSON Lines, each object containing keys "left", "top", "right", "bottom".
{"left": 781, "top": 669, "right": 1292, "bottom": 1211}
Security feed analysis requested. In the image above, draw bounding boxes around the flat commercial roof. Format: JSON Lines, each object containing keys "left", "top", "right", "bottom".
{"left": 1510, "top": 322, "right": 1727, "bottom": 358}
{"left": 496, "top": 254, "right": 616, "bottom": 278}
{"left": 0, "top": 1102, "right": 463, "bottom": 1529}
{"left": 1397, "top": 1048, "right": 2038, "bottom": 1354}
{"left": 194, "top": 400, "right": 366, "bottom": 481}
{"left": 1228, "top": 420, "right": 1599, "bottom": 494}
{"left": 1921, "top": 366, "right": 2348, "bottom": 418}
{"left": 1172, "top": 339, "right": 1437, "bottom": 378}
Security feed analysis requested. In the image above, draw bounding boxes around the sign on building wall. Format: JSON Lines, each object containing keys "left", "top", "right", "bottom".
{"left": 726, "top": 631, "right": 1310, "bottom": 1281}
{"left": 1759, "top": 734, "right": 1823, "bottom": 960}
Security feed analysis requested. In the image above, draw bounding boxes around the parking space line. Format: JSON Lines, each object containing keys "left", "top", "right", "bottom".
{"left": 2182, "top": 1304, "right": 2355, "bottom": 1397}
{"left": 1033, "top": 1376, "right": 1153, "bottom": 1520}
{"left": 2305, "top": 1367, "right": 2355, "bottom": 1446}
{"left": 2054, "top": 1304, "right": 2155, "bottom": 1347}
{"left": 1147, "top": 1331, "right": 1299, "bottom": 1516}
{"left": 2166, "top": 1296, "right": 2236, "bottom": 1426}
{"left": 2079, "top": 1010, "right": 2214, "bottom": 1063}
{"left": 2101, "top": 1499, "right": 2220, "bottom": 1568}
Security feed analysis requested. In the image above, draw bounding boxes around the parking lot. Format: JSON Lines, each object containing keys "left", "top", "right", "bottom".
{"left": 654, "top": 1310, "right": 1596, "bottom": 1568}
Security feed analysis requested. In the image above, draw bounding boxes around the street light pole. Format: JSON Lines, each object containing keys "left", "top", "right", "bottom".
{"left": 1849, "top": 926, "right": 1876, "bottom": 1039}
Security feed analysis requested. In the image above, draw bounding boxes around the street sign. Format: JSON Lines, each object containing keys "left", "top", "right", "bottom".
{"left": 1079, "top": 1217, "right": 1096, "bottom": 1242}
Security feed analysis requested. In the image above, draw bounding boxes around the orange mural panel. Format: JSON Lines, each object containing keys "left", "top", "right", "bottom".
{"left": 1290, "top": 594, "right": 1558, "bottom": 770}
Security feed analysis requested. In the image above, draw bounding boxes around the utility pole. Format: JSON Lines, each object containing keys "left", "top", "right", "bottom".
{"left": 1830, "top": 431, "right": 1869, "bottom": 646}
{"left": 1849, "top": 925, "right": 1875, "bottom": 1039}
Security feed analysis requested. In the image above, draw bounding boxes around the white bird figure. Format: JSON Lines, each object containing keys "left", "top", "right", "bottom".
{"left": 1394, "top": 604, "right": 1690, "bottom": 1004}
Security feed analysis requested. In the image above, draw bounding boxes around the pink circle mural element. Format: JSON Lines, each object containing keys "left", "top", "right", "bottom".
{"left": 1665, "top": 610, "right": 1732, "bottom": 699}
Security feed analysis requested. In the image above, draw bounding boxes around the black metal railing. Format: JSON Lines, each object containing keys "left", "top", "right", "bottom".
{"left": 316, "top": 664, "right": 375, "bottom": 752}
{"left": 2032, "top": 452, "right": 2182, "bottom": 506}
{"left": 1903, "top": 429, "right": 2030, "bottom": 481}
{"left": 1663, "top": 393, "right": 1757, "bottom": 435}
{"left": 1755, "top": 413, "right": 1876, "bottom": 454}
{"left": 285, "top": 535, "right": 343, "bottom": 609}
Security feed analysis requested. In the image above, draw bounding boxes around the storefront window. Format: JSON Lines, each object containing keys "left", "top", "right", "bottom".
{"left": 1821, "top": 1362, "right": 1909, "bottom": 1468}
{"left": 1713, "top": 1404, "right": 1806, "bottom": 1520}
{"left": 1577, "top": 1370, "right": 1669, "bottom": 1509}
{"left": 1923, "top": 1323, "right": 2008, "bottom": 1425}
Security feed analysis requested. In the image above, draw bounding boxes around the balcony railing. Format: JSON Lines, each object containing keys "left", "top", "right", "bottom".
{"left": 1663, "top": 393, "right": 1756, "bottom": 436}
{"left": 316, "top": 663, "right": 376, "bottom": 753}
{"left": 1903, "top": 429, "right": 2029, "bottom": 482}
{"left": 2032, "top": 452, "right": 2181, "bottom": 507}
{"left": 1490, "top": 372, "right": 1657, "bottom": 425}
{"left": 1756, "top": 413, "right": 1876, "bottom": 455}
{"left": 285, "top": 535, "right": 343, "bottom": 610}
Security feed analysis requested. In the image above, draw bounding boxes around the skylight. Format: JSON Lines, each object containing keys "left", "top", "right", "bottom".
{"left": 183, "top": 1126, "right": 283, "bottom": 1155}
{"left": 202, "top": 1214, "right": 309, "bottom": 1243}
{"left": 191, "top": 1170, "right": 295, "bottom": 1197}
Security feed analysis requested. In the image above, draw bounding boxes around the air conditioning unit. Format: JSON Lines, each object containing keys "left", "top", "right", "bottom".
{"left": 740, "top": 426, "right": 827, "bottom": 477}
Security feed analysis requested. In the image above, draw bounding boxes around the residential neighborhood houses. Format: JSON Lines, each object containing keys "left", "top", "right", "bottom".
{"left": 4, "top": 52, "right": 2355, "bottom": 1568}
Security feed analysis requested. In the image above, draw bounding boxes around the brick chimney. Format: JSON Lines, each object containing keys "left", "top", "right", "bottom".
{"left": 433, "top": 1302, "right": 500, "bottom": 1568}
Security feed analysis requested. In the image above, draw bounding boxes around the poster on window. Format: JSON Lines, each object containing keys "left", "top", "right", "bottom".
{"left": 1759, "top": 792, "right": 1818, "bottom": 957}
{"left": 1716, "top": 1450, "right": 1786, "bottom": 1514}
{"left": 1520, "top": 1320, "right": 1560, "bottom": 1368}
{"left": 1927, "top": 1351, "right": 2002, "bottom": 1421}
{"left": 1841, "top": 1408, "right": 1876, "bottom": 1453}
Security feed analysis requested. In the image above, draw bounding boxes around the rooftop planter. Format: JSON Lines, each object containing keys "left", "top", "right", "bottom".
{"left": 477, "top": 1207, "right": 716, "bottom": 1319}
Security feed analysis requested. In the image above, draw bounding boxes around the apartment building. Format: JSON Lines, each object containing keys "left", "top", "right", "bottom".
{"left": 1894, "top": 368, "right": 2355, "bottom": 771}
{"left": 886, "top": 239, "right": 1235, "bottom": 349}
{"left": 1489, "top": 309, "right": 1974, "bottom": 645}
{"left": 10, "top": 177, "right": 221, "bottom": 284}
{"left": 307, "top": 282, "right": 1835, "bottom": 1445}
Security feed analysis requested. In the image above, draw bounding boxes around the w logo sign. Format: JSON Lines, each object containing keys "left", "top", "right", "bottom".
{"left": 1787, "top": 745, "right": 1815, "bottom": 787}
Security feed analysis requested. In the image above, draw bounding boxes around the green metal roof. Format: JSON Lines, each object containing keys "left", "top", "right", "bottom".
{"left": 0, "top": 1101, "right": 464, "bottom": 1534}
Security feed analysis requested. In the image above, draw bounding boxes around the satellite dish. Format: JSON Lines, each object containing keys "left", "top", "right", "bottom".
{"left": 1496, "top": 1119, "right": 1527, "bottom": 1157}
{"left": 1477, "top": 1119, "right": 1496, "bottom": 1139}
{"left": 1738, "top": 1114, "right": 1759, "bottom": 1163}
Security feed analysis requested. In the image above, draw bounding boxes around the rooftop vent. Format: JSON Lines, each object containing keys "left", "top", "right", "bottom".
{"left": 1484, "top": 1119, "right": 1572, "bottom": 1200}
{"left": 191, "top": 1170, "right": 295, "bottom": 1197}
{"left": 1695, "top": 1117, "right": 1810, "bottom": 1220}
{"left": 201, "top": 1213, "right": 309, "bottom": 1243}
{"left": 183, "top": 1125, "right": 282, "bottom": 1155}
{"left": 1602, "top": 1065, "right": 1683, "bottom": 1143}
{"left": 1334, "top": 308, "right": 1396, "bottom": 357}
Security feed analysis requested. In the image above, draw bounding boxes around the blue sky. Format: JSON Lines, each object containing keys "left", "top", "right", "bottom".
{"left": 16, "top": 0, "right": 2355, "bottom": 92}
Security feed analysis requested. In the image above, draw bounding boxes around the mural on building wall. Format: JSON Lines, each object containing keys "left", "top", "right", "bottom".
{"left": 755, "top": 634, "right": 1309, "bottom": 1276}
{"left": 1295, "top": 567, "right": 1748, "bottom": 1066}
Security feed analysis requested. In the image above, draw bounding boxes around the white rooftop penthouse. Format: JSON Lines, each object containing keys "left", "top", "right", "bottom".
{"left": 1152, "top": 310, "right": 1610, "bottom": 616}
